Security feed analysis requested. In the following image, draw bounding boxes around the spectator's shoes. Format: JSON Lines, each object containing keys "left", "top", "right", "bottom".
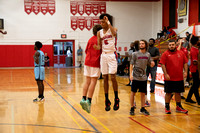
{"left": 105, "top": 99, "right": 111, "bottom": 111}
{"left": 176, "top": 106, "right": 188, "bottom": 114}
{"left": 145, "top": 101, "right": 150, "bottom": 107}
{"left": 130, "top": 107, "right": 135, "bottom": 115}
{"left": 165, "top": 107, "right": 171, "bottom": 114}
{"left": 113, "top": 98, "right": 120, "bottom": 111}
{"left": 33, "top": 96, "right": 45, "bottom": 102}
{"left": 140, "top": 108, "right": 150, "bottom": 115}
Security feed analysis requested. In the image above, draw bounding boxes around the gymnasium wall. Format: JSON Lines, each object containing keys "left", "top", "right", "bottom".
{"left": 0, "top": 0, "right": 162, "bottom": 67}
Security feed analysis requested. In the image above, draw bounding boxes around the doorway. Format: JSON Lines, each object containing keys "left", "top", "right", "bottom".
{"left": 53, "top": 40, "right": 75, "bottom": 67}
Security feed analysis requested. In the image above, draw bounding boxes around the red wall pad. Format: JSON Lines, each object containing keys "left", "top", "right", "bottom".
{"left": 0, "top": 45, "right": 53, "bottom": 67}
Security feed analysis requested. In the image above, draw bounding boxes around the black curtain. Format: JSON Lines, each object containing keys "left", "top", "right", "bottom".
{"left": 169, "top": 0, "right": 176, "bottom": 28}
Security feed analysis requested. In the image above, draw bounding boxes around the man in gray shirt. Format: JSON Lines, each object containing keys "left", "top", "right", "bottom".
{"left": 129, "top": 39, "right": 155, "bottom": 115}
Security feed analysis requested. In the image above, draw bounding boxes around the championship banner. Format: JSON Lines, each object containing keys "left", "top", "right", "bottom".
{"left": 70, "top": 1, "right": 77, "bottom": 15}
{"left": 48, "top": 0, "right": 55, "bottom": 15}
{"left": 78, "top": 1, "right": 85, "bottom": 16}
{"left": 92, "top": 2, "right": 100, "bottom": 16}
{"left": 92, "top": 16, "right": 100, "bottom": 26}
{"left": 85, "top": 2, "right": 92, "bottom": 16}
{"left": 85, "top": 17, "right": 93, "bottom": 30}
{"left": 40, "top": 0, "right": 48, "bottom": 15}
{"left": 32, "top": 0, "right": 40, "bottom": 15}
{"left": 24, "top": 0, "right": 33, "bottom": 15}
{"left": 71, "top": 16, "right": 78, "bottom": 31}
{"left": 99, "top": 2, "right": 106, "bottom": 14}
{"left": 78, "top": 16, "right": 85, "bottom": 30}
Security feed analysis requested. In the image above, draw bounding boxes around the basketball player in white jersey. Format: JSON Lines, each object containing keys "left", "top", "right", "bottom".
{"left": 94, "top": 13, "right": 119, "bottom": 111}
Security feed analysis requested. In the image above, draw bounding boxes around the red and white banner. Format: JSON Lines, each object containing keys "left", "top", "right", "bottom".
{"left": 32, "top": 0, "right": 40, "bottom": 15}
{"left": 71, "top": 16, "right": 78, "bottom": 31}
{"left": 40, "top": 0, "right": 48, "bottom": 15}
{"left": 85, "top": 17, "right": 93, "bottom": 30}
{"left": 78, "top": 1, "right": 84, "bottom": 16}
{"left": 48, "top": 0, "right": 55, "bottom": 15}
{"left": 92, "top": 16, "right": 100, "bottom": 26}
{"left": 70, "top": 1, "right": 77, "bottom": 15}
{"left": 24, "top": 0, "right": 33, "bottom": 15}
{"left": 85, "top": 2, "right": 92, "bottom": 16}
{"left": 78, "top": 16, "right": 85, "bottom": 31}
{"left": 99, "top": 2, "right": 106, "bottom": 14}
{"left": 92, "top": 2, "right": 100, "bottom": 16}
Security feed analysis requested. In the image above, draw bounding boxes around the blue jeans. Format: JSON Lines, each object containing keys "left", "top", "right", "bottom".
{"left": 146, "top": 66, "right": 157, "bottom": 92}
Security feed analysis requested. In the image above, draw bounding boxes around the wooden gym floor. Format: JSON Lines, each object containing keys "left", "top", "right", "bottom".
{"left": 0, "top": 68, "right": 200, "bottom": 133}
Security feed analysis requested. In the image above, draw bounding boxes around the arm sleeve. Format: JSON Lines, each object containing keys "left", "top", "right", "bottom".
{"left": 130, "top": 52, "right": 136, "bottom": 65}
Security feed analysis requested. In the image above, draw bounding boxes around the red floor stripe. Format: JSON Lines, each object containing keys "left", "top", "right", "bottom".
{"left": 129, "top": 117, "right": 155, "bottom": 133}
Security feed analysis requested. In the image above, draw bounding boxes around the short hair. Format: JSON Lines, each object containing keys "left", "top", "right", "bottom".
{"left": 168, "top": 39, "right": 176, "bottom": 43}
{"left": 140, "top": 39, "right": 148, "bottom": 50}
{"left": 35, "top": 41, "right": 43, "bottom": 49}
{"left": 190, "top": 36, "right": 199, "bottom": 45}
{"left": 186, "top": 32, "right": 189, "bottom": 34}
{"left": 149, "top": 38, "right": 155, "bottom": 43}
{"left": 93, "top": 24, "right": 102, "bottom": 36}
{"left": 99, "top": 13, "right": 113, "bottom": 25}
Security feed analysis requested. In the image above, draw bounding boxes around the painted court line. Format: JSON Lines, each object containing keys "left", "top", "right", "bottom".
{"left": 44, "top": 80, "right": 99, "bottom": 132}
{"left": 0, "top": 123, "right": 98, "bottom": 132}
{"left": 129, "top": 117, "right": 155, "bottom": 133}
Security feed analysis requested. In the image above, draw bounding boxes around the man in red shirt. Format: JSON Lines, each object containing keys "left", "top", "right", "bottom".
{"left": 160, "top": 39, "right": 188, "bottom": 114}
{"left": 80, "top": 24, "right": 102, "bottom": 113}
{"left": 186, "top": 36, "right": 200, "bottom": 105}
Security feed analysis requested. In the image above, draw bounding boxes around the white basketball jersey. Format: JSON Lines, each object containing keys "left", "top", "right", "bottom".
{"left": 100, "top": 29, "right": 116, "bottom": 52}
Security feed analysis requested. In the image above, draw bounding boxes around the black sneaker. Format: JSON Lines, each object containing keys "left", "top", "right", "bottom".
{"left": 105, "top": 99, "right": 111, "bottom": 111}
{"left": 185, "top": 99, "right": 196, "bottom": 103}
{"left": 130, "top": 107, "right": 135, "bottom": 115}
{"left": 113, "top": 98, "right": 120, "bottom": 111}
{"left": 181, "top": 96, "right": 186, "bottom": 99}
{"left": 140, "top": 108, "right": 150, "bottom": 115}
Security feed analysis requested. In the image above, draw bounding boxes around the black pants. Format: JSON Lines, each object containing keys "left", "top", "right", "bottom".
{"left": 186, "top": 71, "right": 200, "bottom": 103}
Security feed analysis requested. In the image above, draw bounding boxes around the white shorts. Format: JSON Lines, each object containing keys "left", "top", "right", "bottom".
{"left": 84, "top": 65, "right": 100, "bottom": 77}
{"left": 100, "top": 52, "right": 117, "bottom": 75}
{"left": 77, "top": 55, "right": 82, "bottom": 62}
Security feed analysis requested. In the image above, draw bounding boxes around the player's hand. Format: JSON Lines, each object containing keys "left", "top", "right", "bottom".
{"left": 183, "top": 72, "right": 187, "bottom": 78}
{"left": 104, "top": 16, "right": 110, "bottom": 25}
{"left": 130, "top": 75, "right": 134, "bottom": 81}
{"left": 150, "top": 61, "right": 155, "bottom": 67}
{"left": 164, "top": 74, "right": 170, "bottom": 80}
{"left": 93, "top": 44, "right": 100, "bottom": 50}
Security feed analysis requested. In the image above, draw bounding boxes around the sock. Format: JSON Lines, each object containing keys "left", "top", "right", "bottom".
{"left": 114, "top": 91, "right": 118, "bottom": 99}
{"left": 39, "top": 95, "right": 44, "bottom": 98}
{"left": 83, "top": 96, "right": 86, "bottom": 100}
{"left": 165, "top": 103, "right": 170, "bottom": 110}
{"left": 88, "top": 98, "right": 92, "bottom": 103}
{"left": 176, "top": 102, "right": 182, "bottom": 107}
{"left": 105, "top": 93, "right": 109, "bottom": 100}
{"left": 145, "top": 95, "right": 147, "bottom": 102}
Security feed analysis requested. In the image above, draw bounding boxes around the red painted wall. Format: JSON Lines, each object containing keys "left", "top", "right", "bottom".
{"left": 189, "top": 0, "right": 199, "bottom": 26}
{"left": 0, "top": 45, "right": 53, "bottom": 67}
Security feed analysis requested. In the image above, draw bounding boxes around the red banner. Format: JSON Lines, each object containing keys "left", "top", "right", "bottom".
{"left": 40, "top": 0, "right": 48, "bottom": 15}
{"left": 32, "top": 0, "right": 40, "bottom": 15}
{"left": 48, "top": 0, "right": 55, "bottom": 15}
{"left": 71, "top": 16, "right": 78, "bottom": 31}
{"left": 24, "top": 0, "right": 33, "bottom": 15}
{"left": 85, "top": 2, "right": 92, "bottom": 16}
{"left": 99, "top": 2, "right": 106, "bottom": 14}
{"left": 78, "top": 16, "right": 85, "bottom": 31}
{"left": 70, "top": 1, "right": 77, "bottom": 15}
{"left": 85, "top": 17, "right": 93, "bottom": 30}
{"left": 78, "top": 1, "right": 85, "bottom": 16}
{"left": 92, "top": 2, "right": 100, "bottom": 16}
{"left": 92, "top": 16, "right": 100, "bottom": 26}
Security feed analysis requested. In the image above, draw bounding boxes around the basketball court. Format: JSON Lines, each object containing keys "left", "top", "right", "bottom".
{"left": 0, "top": 68, "right": 199, "bottom": 133}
